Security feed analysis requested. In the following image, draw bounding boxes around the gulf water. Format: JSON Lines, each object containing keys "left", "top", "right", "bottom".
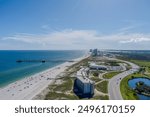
{"left": 0, "top": 50, "right": 86, "bottom": 87}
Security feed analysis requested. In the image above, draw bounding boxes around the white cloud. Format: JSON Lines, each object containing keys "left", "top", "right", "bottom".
{"left": 2, "top": 29, "right": 99, "bottom": 46}
{"left": 1, "top": 29, "right": 150, "bottom": 50}
{"left": 120, "top": 37, "right": 150, "bottom": 43}
{"left": 118, "top": 26, "right": 135, "bottom": 32}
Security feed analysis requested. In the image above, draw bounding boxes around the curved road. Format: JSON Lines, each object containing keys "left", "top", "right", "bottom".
{"left": 108, "top": 58, "right": 140, "bottom": 100}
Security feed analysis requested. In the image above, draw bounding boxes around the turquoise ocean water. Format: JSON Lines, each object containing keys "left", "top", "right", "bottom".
{"left": 0, "top": 50, "right": 86, "bottom": 87}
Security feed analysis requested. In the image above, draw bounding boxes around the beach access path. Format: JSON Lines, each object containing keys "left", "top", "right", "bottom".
{"left": 0, "top": 54, "right": 90, "bottom": 100}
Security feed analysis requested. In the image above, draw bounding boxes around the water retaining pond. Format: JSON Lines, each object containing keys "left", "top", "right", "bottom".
{"left": 128, "top": 77, "right": 150, "bottom": 100}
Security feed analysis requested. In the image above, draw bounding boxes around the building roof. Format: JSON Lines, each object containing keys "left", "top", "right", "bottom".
{"left": 76, "top": 68, "right": 94, "bottom": 84}
{"left": 89, "top": 62, "right": 107, "bottom": 69}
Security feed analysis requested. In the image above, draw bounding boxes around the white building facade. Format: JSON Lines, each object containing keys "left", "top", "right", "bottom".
{"left": 75, "top": 68, "right": 94, "bottom": 96}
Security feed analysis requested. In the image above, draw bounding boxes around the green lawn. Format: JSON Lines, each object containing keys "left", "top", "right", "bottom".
{"left": 130, "top": 59, "right": 150, "bottom": 77}
{"left": 130, "top": 60, "right": 150, "bottom": 67}
{"left": 146, "top": 67, "right": 150, "bottom": 73}
{"left": 103, "top": 71, "right": 121, "bottom": 79}
{"left": 96, "top": 81, "right": 108, "bottom": 93}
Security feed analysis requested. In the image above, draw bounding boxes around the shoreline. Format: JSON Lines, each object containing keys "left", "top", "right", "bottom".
{"left": 0, "top": 54, "right": 90, "bottom": 100}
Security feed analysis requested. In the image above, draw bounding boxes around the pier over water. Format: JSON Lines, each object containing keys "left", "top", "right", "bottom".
{"left": 16, "top": 59, "right": 74, "bottom": 63}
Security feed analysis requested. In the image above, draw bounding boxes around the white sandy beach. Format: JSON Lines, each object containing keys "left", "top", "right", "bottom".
{"left": 0, "top": 54, "right": 89, "bottom": 100}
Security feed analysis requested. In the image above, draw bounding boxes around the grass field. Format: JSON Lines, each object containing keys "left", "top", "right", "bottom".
{"left": 130, "top": 60, "right": 150, "bottom": 77}
{"left": 130, "top": 60, "right": 150, "bottom": 67}
{"left": 103, "top": 71, "right": 121, "bottom": 79}
{"left": 96, "top": 81, "right": 108, "bottom": 93}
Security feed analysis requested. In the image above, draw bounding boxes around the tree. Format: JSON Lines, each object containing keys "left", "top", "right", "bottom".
{"left": 93, "top": 72, "right": 99, "bottom": 77}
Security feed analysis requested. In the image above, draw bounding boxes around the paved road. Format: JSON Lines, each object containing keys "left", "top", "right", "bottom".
{"left": 108, "top": 58, "right": 140, "bottom": 100}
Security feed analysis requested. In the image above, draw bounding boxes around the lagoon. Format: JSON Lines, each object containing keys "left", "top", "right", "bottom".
{"left": 128, "top": 77, "right": 150, "bottom": 100}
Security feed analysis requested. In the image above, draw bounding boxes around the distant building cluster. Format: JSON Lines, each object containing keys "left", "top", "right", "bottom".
{"left": 90, "top": 48, "right": 116, "bottom": 58}
{"left": 90, "top": 48, "right": 103, "bottom": 56}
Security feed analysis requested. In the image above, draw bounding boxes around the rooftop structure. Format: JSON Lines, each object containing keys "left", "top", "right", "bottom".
{"left": 89, "top": 62, "right": 107, "bottom": 70}
{"left": 76, "top": 68, "right": 93, "bottom": 84}
{"left": 107, "top": 66, "right": 123, "bottom": 71}
{"left": 89, "top": 62, "right": 125, "bottom": 71}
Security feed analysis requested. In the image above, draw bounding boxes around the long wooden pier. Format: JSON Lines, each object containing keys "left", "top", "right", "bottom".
{"left": 16, "top": 59, "right": 74, "bottom": 63}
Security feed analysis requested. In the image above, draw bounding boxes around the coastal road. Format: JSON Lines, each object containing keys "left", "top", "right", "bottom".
{"left": 108, "top": 58, "right": 139, "bottom": 100}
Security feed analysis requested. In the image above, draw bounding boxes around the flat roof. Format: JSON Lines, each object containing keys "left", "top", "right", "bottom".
{"left": 76, "top": 68, "right": 94, "bottom": 84}
{"left": 90, "top": 63, "right": 107, "bottom": 68}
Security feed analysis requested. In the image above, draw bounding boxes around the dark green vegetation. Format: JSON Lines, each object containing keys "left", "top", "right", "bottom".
{"left": 96, "top": 81, "right": 108, "bottom": 93}
{"left": 113, "top": 51, "right": 150, "bottom": 76}
{"left": 107, "top": 61, "right": 120, "bottom": 66}
{"left": 131, "top": 60, "right": 150, "bottom": 67}
{"left": 93, "top": 72, "right": 99, "bottom": 77}
{"left": 120, "top": 73, "right": 143, "bottom": 100}
{"left": 120, "top": 60, "right": 150, "bottom": 100}
{"left": 120, "top": 73, "right": 149, "bottom": 100}
{"left": 103, "top": 71, "right": 121, "bottom": 79}
{"left": 111, "top": 50, "right": 150, "bottom": 61}
{"left": 134, "top": 81, "right": 150, "bottom": 96}
{"left": 130, "top": 60, "right": 150, "bottom": 77}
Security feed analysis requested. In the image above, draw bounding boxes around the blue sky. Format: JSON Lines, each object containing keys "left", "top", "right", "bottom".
{"left": 0, "top": 0, "right": 150, "bottom": 50}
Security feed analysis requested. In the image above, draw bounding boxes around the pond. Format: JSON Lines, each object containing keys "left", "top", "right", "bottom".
{"left": 128, "top": 77, "right": 150, "bottom": 100}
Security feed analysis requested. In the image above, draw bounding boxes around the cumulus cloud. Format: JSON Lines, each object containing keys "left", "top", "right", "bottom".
{"left": 1, "top": 29, "right": 150, "bottom": 49}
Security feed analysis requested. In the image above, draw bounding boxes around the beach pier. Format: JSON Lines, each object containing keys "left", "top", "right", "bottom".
{"left": 16, "top": 59, "right": 74, "bottom": 63}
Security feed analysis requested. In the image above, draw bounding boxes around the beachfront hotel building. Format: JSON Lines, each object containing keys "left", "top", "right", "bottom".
{"left": 74, "top": 68, "right": 94, "bottom": 97}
